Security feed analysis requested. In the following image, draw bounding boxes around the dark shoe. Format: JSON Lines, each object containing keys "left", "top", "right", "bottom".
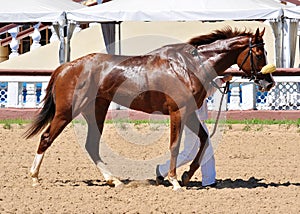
{"left": 202, "top": 181, "right": 217, "bottom": 188}
{"left": 156, "top": 165, "right": 164, "bottom": 185}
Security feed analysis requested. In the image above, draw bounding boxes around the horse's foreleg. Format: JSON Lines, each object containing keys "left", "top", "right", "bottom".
{"left": 85, "top": 120, "right": 122, "bottom": 186}
{"left": 168, "top": 111, "right": 184, "bottom": 191}
{"left": 181, "top": 112, "right": 208, "bottom": 186}
{"left": 30, "top": 115, "right": 71, "bottom": 186}
{"left": 84, "top": 118, "right": 122, "bottom": 187}
{"left": 83, "top": 98, "right": 122, "bottom": 187}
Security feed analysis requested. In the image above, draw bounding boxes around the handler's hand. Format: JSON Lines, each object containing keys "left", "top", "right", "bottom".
{"left": 222, "top": 75, "right": 233, "bottom": 83}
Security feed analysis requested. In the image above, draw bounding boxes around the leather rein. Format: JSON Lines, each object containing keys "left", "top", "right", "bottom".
{"left": 238, "top": 37, "right": 265, "bottom": 81}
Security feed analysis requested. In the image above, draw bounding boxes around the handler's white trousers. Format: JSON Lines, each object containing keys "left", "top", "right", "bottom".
{"left": 158, "top": 121, "right": 216, "bottom": 186}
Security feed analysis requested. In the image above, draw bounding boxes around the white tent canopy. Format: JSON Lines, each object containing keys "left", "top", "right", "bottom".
{"left": 67, "top": 0, "right": 284, "bottom": 22}
{"left": 284, "top": 6, "right": 300, "bottom": 19}
{"left": 0, "top": 0, "right": 84, "bottom": 23}
{"left": 0, "top": 0, "right": 86, "bottom": 64}
{"left": 67, "top": 0, "right": 300, "bottom": 68}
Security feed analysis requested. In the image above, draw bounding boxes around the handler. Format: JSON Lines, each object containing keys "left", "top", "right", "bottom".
{"left": 156, "top": 75, "right": 232, "bottom": 187}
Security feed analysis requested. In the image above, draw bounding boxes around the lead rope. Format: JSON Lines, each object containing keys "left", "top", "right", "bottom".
{"left": 209, "top": 81, "right": 230, "bottom": 138}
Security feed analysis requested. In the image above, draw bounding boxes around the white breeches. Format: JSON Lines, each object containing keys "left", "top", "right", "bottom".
{"left": 158, "top": 121, "right": 216, "bottom": 186}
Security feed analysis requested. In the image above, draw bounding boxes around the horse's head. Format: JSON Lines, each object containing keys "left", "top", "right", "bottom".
{"left": 236, "top": 28, "right": 275, "bottom": 92}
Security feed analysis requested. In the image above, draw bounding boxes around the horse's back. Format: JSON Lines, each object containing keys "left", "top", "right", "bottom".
{"left": 50, "top": 47, "right": 201, "bottom": 115}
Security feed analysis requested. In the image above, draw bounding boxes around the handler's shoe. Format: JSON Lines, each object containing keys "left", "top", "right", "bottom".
{"left": 156, "top": 165, "right": 164, "bottom": 185}
{"left": 202, "top": 181, "right": 217, "bottom": 188}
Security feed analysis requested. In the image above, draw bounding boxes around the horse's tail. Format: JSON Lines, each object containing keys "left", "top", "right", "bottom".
{"left": 24, "top": 75, "right": 56, "bottom": 139}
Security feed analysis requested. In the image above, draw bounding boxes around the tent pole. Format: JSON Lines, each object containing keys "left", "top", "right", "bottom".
{"left": 66, "top": 20, "right": 77, "bottom": 62}
{"left": 118, "top": 21, "right": 121, "bottom": 55}
{"left": 52, "top": 22, "right": 65, "bottom": 65}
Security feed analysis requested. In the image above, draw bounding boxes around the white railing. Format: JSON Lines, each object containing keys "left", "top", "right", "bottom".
{"left": 207, "top": 76, "right": 300, "bottom": 111}
{"left": 0, "top": 23, "right": 55, "bottom": 60}
{"left": 0, "top": 74, "right": 299, "bottom": 111}
{"left": 0, "top": 75, "right": 50, "bottom": 108}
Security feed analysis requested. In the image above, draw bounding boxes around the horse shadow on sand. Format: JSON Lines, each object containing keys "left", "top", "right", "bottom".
{"left": 181, "top": 176, "right": 300, "bottom": 190}
{"left": 53, "top": 176, "right": 300, "bottom": 190}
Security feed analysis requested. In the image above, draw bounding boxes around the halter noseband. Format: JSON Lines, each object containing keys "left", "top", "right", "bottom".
{"left": 238, "top": 37, "right": 265, "bottom": 81}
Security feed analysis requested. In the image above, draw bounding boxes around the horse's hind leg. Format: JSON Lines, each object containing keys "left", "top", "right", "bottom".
{"left": 181, "top": 111, "right": 208, "bottom": 186}
{"left": 82, "top": 98, "right": 122, "bottom": 187}
{"left": 30, "top": 114, "right": 72, "bottom": 186}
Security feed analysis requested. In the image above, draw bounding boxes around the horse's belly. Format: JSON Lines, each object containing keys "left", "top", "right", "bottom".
{"left": 112, "top": 91, "right": 170, "bottom": 115}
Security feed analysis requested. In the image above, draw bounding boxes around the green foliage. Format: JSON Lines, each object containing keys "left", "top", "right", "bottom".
{"left": 242, "top": 124, "right": 251, "bottom": 131}
{"left": 0, "top": 118, "right": 299, "bottom": 126}
{"left": 206, "top": 118, "right": 300, "bottom": 125}
{"left": 105, "top": 118, "right": 170, "bottom": 125}
{"left": 297, "top": 118, "right": 300, "bottom": 128}
{"left": 0, "top": 119, "right": 30, "bottom": 128}
{"left": 119, "top": 123, "right": 128, "bottom": 130}
{"left": 3, "top": 122, "right": 11, "bottom": 130}
{"left": 255, "top": 125, "right": 264, "bottom": 131}
{"left": 227, "top": 124, "right": 233, "bottom": 130}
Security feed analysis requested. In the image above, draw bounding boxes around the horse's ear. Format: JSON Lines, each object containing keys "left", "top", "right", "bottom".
{"left": 255, "top": 28, "right": 260, "bottom": 38}
{"left": 260, "top": 27, "right": 265, "bottom": 37}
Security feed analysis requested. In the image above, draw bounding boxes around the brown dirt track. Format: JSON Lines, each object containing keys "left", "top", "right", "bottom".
{"left": 0, "top": 122, "right": 299, "bottom": 213}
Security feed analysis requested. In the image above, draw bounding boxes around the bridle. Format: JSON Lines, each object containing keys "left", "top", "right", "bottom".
{"left": 238, "top": 37, "right": 265, "bottom": 81}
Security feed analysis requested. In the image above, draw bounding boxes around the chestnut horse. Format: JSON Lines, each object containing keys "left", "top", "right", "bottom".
{"left": 26, "top": 27, "right": 274, "bottom": 190}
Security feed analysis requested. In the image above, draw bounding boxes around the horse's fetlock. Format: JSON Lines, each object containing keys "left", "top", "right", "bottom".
{"left": 38, "top": 139, "right": 52, "bottom": 153}
{"left": 41, "top": 133, "right": 49, "bottom": 141}
{"left": 30, "top": 171, "right": 38, "bottom": 178}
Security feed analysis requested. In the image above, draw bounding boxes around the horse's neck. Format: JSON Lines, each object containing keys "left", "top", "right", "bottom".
{"left": 197, "top": 36, "right": 249, "bottom": 76}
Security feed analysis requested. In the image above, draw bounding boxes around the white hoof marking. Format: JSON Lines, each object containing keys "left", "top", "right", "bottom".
{"left": 32, "top": 178, "right": 40, "bottom": 187}
{"left": 168, "top": 175, "right": 182, "bottom": 191}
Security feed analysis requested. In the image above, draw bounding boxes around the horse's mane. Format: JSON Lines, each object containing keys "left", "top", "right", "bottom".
{"left": 188, "top": 27, "right": 253, "bottom": 47}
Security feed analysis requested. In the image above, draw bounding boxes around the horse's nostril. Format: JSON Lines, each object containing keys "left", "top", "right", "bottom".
{"left": 266, "top": 82, "right": 274, "bottom": 91}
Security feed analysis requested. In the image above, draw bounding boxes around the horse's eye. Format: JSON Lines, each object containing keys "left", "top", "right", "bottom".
{"left": 256, "top": 55, "right": 264, "bottom": 60}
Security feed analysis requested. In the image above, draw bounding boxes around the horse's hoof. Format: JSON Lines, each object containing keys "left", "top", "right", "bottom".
{"left": 168, "top": 175, "right": 182, "bottom": 191}
{"left": 106, "top": 178, "right": 123, "bottom": 188}
{"left": 173, "top": 186, "right": 183, "bottom": 192}
{"left": 181, "top": 171, "right": 190, "bottom": 186}
{"left": 106, "top": 180, "right": 114, "bottom": 187}
{"left": 113, "top": 180, "right": 124, "bottom": 188}
{"left": 32, "top": 178, "right": 40, "bottom": 187}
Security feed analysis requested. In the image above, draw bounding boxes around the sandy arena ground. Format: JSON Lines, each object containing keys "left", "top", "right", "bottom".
{"left": 0, "top": 122, "right": 299, "bottom": 213}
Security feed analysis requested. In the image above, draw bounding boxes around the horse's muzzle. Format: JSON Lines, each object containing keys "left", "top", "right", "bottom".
{"left": 255, "top": 79, "right": 275, "bottom": 92}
